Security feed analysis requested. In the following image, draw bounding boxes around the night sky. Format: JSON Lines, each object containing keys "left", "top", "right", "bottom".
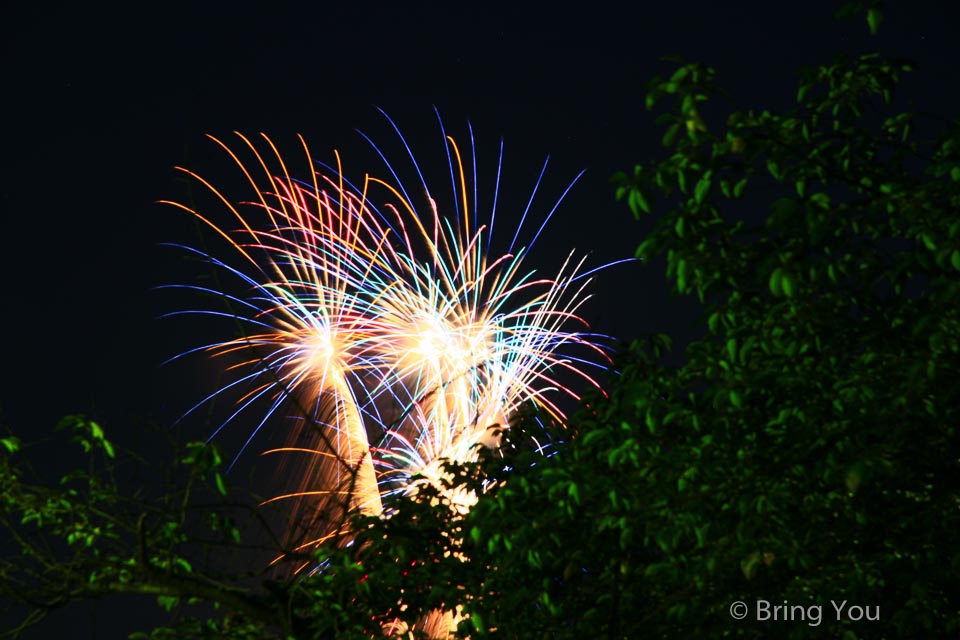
{"left": 2, "top": 1, "right": 959, "bottom": 635}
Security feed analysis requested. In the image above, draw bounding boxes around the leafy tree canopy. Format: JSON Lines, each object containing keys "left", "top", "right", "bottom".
{"left": 454, "top": 34, "right": 960, "bottom": 640}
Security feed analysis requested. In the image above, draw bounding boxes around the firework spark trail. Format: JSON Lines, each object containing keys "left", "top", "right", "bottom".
{"left": 163, "top": 135, "right": 391, "bottom": 531}
{"left": 164, "top": 112, "right": 609, "bottom": 631}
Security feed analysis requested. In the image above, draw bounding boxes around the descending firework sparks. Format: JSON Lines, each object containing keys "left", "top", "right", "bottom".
{"left": 162, "top": 110, "right": 608, "bottom": 603}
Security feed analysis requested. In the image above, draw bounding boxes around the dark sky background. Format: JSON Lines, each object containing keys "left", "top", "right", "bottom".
{"left": 2, "top": 1, "right": 959, "bottom": 636}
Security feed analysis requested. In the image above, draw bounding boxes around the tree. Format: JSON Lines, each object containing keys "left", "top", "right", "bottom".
{"left": 450, "top": 31, "right": 960, "bottom": 640}
{"left": 0, "top": 417, "right": 385, "bottom": 638}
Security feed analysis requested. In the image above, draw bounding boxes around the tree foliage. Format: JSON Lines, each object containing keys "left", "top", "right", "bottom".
{"left": 0, "top": 417, "right": 301, "bottom": 638}
{"left": 460, "top": 47, "right": 959, "bottom": 639}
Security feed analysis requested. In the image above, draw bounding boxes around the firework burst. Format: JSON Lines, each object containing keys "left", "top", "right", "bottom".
{"left": 162, "top": 110, "right": 608, "bottom": 624}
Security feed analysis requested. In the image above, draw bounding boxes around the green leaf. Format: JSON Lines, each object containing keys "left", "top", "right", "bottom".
{"left": 708, "top": 311, "right": 720, "bottom": 333}
{"left": 741, "top": 552, "right": 761, "bottom": 579}
{"left": 694, "top": 177, "right": 711, "bottom": 204}
{"left": 733, "top": 178, "right": 748, "bottom": 198}
{"left": 581, "top": 429, "right": 608, "bottom": 447}
{"left": 89, "top": 421, "right": 105, "bottom": 441}
{"left": 1, "top": 437, "right": 19, "bottom": 454}
{"left": 867, "top": 7, "right": 882, "bottom": 35}
{"left": 662, "top": 122, "right": 681, "bottom": 148}
{"left": 628, "top": 188, "right": 651, "bottom": 216}
{"left": 729, "top": 390, "right": 742, "bottom": 408}
{"left": 527, "top": 549, "right": 542, "bottom": 569}
{"left": 568, "top": 482, "right": 580, "bottom": 504}
{"left": 769, "top": 267, "right": 784, "bottom": 296}
{"left": 471, "top": 612, "right": 485, "bottom": 633}
{"left": 781, "top": 272, "right": 795, "bottom": 297}
{"left": 635, "top": 236, "right": 656, "bottom": 259}
{"left": 694, "top": 525, "right": 708, "bottom": 548}
{"left": 214, "top": 473, "right": 227, "bottom": 496}
{"left": 767, "top": 160, "right": 782, "bottom": 180}
{"left": 157, "top": 595, "right": 180, "bottom": 612}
